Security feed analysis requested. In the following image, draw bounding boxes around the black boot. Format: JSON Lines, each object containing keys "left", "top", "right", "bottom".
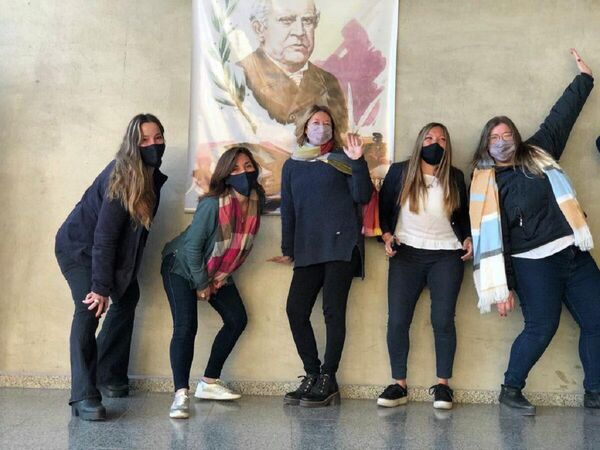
{"left": 284, "top": 374, "right": 318, "bottom": 405}
{"left": 499, "top": 385, "right": 535, "bottom": 415}
{"left": 584, "top": 391, "right": 600, "bottom": 409}
{"left": 299, "top": 373, "right": 340, "bottom": 408}
{"left": 71, "top": 398, "right": 106, "bottom": 421}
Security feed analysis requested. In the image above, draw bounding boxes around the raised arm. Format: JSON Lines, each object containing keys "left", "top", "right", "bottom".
{"left": 526, "top": 49, "right": 594, "bottom": 160}
{"left": 343, "top": 134, "right": 374, "bottom": 204}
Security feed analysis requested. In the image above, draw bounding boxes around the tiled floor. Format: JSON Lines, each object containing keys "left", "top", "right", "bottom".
{"left": 0, "top": 388, "right": 599, "bottom": 449}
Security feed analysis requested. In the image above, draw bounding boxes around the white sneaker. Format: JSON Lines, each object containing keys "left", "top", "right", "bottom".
{"left": 169, "top": 390, "right": 190, "bottom": 419}
{"left": 194, "top": 380, "right": 241, "bottom": 401}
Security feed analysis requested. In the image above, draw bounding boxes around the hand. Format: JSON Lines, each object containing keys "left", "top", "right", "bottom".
{"left": 196, "top": 287, "right": 211, "bottom": 302}
{"left": 210, "top": 279, "right": 225, "bottom": 295}
{"left": 571, "top": 48, "right": 592, "bottom": 77}
{"left": 496, "top": 291, "right": 515, "bottom": 318}
{"left": 83, "top": 292, "right": 109, "bottom": 318}
{"left": 267, "top": 255, "right": 293, "bottom": 265}
{"left": 343, "top": 133, "right": 364, "bottom": 160}
{"left": 461, "top": 237, "right": 473, "bottom": 261}
{"left": 382, "top": 232, "right": 397, "bottom": 257}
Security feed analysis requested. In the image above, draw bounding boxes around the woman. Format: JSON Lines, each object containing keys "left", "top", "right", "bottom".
{"left": 377, "top": 123, "right": 472, "bottom": 410}
{"left": 270, "top": 105, "right": 373, "bottom": 408}
{"left": 55, "top": 113, "right": 168, "bottom": 420}
{"left": 162, "top": 147, "right": 264, "bottom": 419}
{"left": 470, "top": 49, "right": 599, "bottom": 414}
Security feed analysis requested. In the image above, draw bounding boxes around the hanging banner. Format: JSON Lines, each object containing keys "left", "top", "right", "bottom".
{"left": 186, "top": 0, "right": 398, "bottom": 213}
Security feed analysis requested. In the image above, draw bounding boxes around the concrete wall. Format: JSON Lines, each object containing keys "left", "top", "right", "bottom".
{"left": 1, "top": 0, "right": 600, "bottom": 395}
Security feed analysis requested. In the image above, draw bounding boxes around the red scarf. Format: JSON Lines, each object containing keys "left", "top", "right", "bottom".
{"left": 319, "top": 140, "right": 334, "bottom": 155}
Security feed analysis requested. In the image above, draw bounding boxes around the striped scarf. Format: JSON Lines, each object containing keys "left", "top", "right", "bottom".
{"left": 206, "top": 189, "right": 261, "bottom": 285}
{"left": 470, "top": 154, "right": 593, "bottom": 313}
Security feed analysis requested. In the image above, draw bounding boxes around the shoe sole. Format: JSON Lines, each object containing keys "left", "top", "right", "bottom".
{"left": 299, "top": 392, "right": 341, "bottom": 408}
{"left": 169, "top": 411, "right": 189, "bottom": 419}
{"left": 71, "top": 406, "right": 106, "bottom": 421}
{"left": 283, "top": 396, "right": 300, "bottom": 406}
{"left": 195, "top": 393, "right": 241, "bottom": 401}
{"left": 500, "top": 403, "right": 536, "bottom": 416}
{"left": 433, "top": 400, "right": 453, "bottom": 410}
{"left": 377, "top": 397, "right": 408, "bottom": 408}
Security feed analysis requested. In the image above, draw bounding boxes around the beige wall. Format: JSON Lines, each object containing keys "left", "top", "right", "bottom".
{"left": 1, "top": 0, "right": 600, "bottom": 395}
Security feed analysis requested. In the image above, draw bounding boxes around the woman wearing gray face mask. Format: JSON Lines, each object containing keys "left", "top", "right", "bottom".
{"left": 269, "top": 104, "right": 373, "bottom": 408}
{"left": 470, "top": 49, "right": 600, "bottom": 415}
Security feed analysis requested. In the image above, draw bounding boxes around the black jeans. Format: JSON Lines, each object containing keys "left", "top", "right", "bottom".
{"left": 286, "top": 248, "right": 360, "bottom": 375}
{"left": 387, "top": 245, "right": 464, "bottom": 380}
{"left": 56, "top": 250, "right": 140, "bottom": 404}
{"left": 505, "top": 247, "right": 600, "bottom": 391}
{"left": 161, "top": 253, "right": 248, "bottom": 391}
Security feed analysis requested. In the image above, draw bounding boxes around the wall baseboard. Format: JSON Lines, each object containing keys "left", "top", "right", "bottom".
{"left": 0, "top": 373, "right": 584, "bottom": 407}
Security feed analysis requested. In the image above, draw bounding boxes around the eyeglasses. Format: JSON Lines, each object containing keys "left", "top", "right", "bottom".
{"left": 489, "top": 132, "right": 514, "bottom": 143}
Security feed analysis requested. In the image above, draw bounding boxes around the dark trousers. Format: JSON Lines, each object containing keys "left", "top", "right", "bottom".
{"left": 56, "top": 250, "right": 140, "bottom": 404}
{"left": 161, "top": 254, "right": 247, "bottom": 391}
{"left": 505, "top": 246, "right": 600, "bottom": 391}
{"left": 387, "top": 245, "right": 464, "bottom": 380}
{"left": 286, "top": 248, "right": 360, "bottom": 375}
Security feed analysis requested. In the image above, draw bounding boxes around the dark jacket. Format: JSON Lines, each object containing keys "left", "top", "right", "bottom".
{"left": 280, "top": 149, "right": 373, "bottom": 276}
{"left": 379, "top": 161, "right": 471, "bottom": 244}
{"left": 495, "top": 73, "right": 594, "bottom": 289}
{"left": 55, "top": 160, "right": 168, "bottom": 298}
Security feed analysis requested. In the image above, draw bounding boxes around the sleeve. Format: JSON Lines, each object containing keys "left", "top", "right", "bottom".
{"left": 526, "top": 73, "right": 594, "bottom": 161}
{"left": 499, "top": 202, "right": 516, "bottom": 291}
{"left": 91, "top": 197, "right": 130, "bottom": 297}
{"left": 184, "top": 199, "right": 218, "bottom": 291}
{"left": 456, "top": 170, "right": 472, "bottom": 240}
{"left": 346, "top": 157, "right": 374, "bottom": 205}
{"left": 378, "top": 164, "right": 400, "bottom": 235}
{"left": 280, "top": 161, "right": 295, "bottom": 258}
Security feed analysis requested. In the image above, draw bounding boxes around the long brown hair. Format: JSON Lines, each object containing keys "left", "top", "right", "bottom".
{"left": 295, "top": 105, "right": 343, "bottom": 148}
{"left": 107, "top": 113, "right": 164, "bottom": 230}
{"left": 399, "top": 122, "right": 460, "bottom": 216}
{"left": 472, "top": 115, "right": 552, "bottom": 175}
{"left": 203, "top": 146, "right": 265, "bottom": 199}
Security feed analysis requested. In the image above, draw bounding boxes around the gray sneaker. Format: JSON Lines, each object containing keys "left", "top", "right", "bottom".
{"left": 169, "top": 390, "right": 190, "bottom": 419}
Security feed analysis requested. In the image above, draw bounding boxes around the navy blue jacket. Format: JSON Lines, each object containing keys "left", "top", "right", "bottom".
{"left": 55, "top": 160, "right": 167, "bottom": 298}
{"left": 280, "top": 149, "right": 373, "bottom": 276}
{"left": 496, "top": 73, "right": 594, "bottom": 289}
{"left": 379, "top": 161, "right": 471, "bottom": 244}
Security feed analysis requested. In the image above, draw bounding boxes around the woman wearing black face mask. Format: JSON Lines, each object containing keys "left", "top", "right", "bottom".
{"left": 161, "top": 147, "right": 264, "bottom": 419}
{"left": 55, "top": 113, "right": 168, "bottom": 420}
{"left": 377, "top": 122, "right": 471, "bottom": 410}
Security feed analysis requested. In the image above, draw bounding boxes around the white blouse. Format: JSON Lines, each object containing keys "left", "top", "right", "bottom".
{"left": 394, "top": 175, "right": 462, "bottom": 250}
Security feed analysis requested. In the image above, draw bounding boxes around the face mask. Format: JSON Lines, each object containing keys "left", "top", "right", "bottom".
{"left": 226, "top": 171, "right": 258, "bottom": 197}
{"left": 489, "top": 140, "right": 516, "bottom": 162}
{"left": 306, "top": 123, "right": 333, "bottom": 146}
{"left": 420, "top": 143, "right": 445, "bottom": 165}
{"left": 140, "top": 143, "right": 165, "bottom": 168}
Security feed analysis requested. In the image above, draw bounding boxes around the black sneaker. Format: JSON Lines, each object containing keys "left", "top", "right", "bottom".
{"left": 584, "top": 391, "right": 600, "bottom": 409}
{"left": 377, "top": 384, "right": 408, "bottom": 408}
{"left": 299, "top": 373, "right": 340, "bottom": 408}
{"left": 284, "top": 374, "right": 318, "bottom": 405}
{"left": 429, "top": 384, "right": 453, "bottom": 410}
{"left": 498, "top": 384, "right": 535, "bottom": 415}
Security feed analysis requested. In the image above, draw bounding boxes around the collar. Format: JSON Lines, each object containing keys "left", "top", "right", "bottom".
{"left": 263, "top": 51, "right": 309, "bottom": 86}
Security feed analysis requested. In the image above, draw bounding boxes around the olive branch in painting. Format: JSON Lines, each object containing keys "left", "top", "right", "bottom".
{"left": 208, "top": 0, "right": 257, "bottom": 133}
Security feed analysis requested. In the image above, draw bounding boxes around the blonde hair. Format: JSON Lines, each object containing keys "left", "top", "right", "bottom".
{"left": 107, "top": 114, "right": 164, "bottom": 229}
{"left": 399, "top": 123, "right": 460, "bottom": 216}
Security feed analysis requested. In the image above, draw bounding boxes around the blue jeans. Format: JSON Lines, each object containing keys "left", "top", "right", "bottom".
{"left": 506, "top": 246, "right": 600, "bottom": 391}
{"left": 387, "top": 245, "right": 465, "bottom": 380}
{"left": 161, "top": 253, "right": 247, "bottom": 391}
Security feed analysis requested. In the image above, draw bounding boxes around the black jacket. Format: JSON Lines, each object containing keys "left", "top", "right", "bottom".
{"left": 379, "top": 161, "right": 471, "bottom": 244}
{"left": 55, "top": 160, "right": 168, "bottom": 298}
{"left": 495, "top": 73, "right": 594, "bottom": 289}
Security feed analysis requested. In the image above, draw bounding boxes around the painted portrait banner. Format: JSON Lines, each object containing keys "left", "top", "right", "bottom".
{"left": 186, "top": 0, "right": 399, "bottom": 213}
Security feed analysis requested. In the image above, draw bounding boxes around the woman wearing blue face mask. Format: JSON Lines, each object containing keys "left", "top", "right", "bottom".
{"left": 269, "top": 105, "right": 373, "bottom": 407}
{"left": 470, "top": 49, "right": 598, "bottom": 415}
{"left": 377, "top": 123, "right": 472, "bottom": 410}
{"left": 55, "top": 113, "right": 168, "bottom": 420}
{"left": 161, "top": 147, "right": 265, "bottom": 419}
